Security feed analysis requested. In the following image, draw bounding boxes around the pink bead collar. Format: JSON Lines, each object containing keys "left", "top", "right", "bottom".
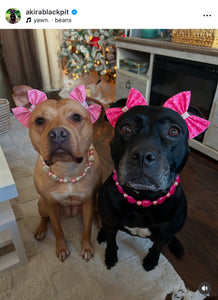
{"left": 112, "top": 170, "right": 180, "bottom": 208}
{"left": 40, "top": 146, "right": 95, "bottom": 184}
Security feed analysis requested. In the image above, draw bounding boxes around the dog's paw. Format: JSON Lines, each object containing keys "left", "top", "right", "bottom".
{"left": 56, "top": 241, "right": 70, "bottom": 262}
{"left": 81, "top": 247, "right": 94, "bottom": 262}
{"left": 105, "top": 248, "right": 118, "bottom": 269}
{"left": 97, "top": 227, "right": 106, "bottom": 244}
{"left": 142, "top": 253, "right": 159, "bottom": 271}
{"left": 34, "top": 222, "right": 47, "bottom": 241}
{"left": 168, "top": 237, "right": 185, "bottom": 259}
{"left": 34, "top": 230, "right": 47, "bottom": 241}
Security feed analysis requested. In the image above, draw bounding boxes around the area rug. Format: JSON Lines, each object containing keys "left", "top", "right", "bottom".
{"left": 0, "top": 115, "right": 206, "bottom": 300}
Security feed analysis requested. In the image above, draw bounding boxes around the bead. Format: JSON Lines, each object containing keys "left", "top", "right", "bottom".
{"left": 88, "top": 162, "right": 93, "bottom": 167}
{"left": 113, "top": 173, "right": 117, "bottom": 181}
{"left": 174, "top": 181, "right": 178, "bottom": 186}
{"left": 43, "top": 165, "right": 50, "bottom": 173}
{"left": 141, "top": 200, "right": 152, "bottom": 207}
{"left": 85, "top": 166, "right": 91, "bottom": 173}
{"left": 122, "top": 106, "right": 128, "bottom": 112}
{"left": 52, "top": 174, "right": 59, "bottom": 181}
{"left": 89, "top": 155, "right": 95, "bottom": 162}
{"left": 76, "top": 176, "right": 82, "bottom": 181}
{"left": 123, "top": 193, "right": 128, "bottom": 198}
{"left": 71, "top": 178, "right": 76, "bottom": 183}
{"left": 137, "top": 201, "right": 142, "bottom": 206}
{"left": 127, "top": 195, "right": 136, "bottom": 204}
{"left": 166, "top": 192, "right": 171, "bottom": 197}
{"left": 153, "top": 201, "right": 158, "bottom": 205}
{"left": 82, "top": 172, "right": 87, "bottom": 177}
{"left": 117, "top": 185, "right": 124, "bottom": 194}
{"left": 59, "top": 178, "right": 64, "bottom": 183}
{"left": 157, "top": 196, "right": 166, "bottom": 204}
{"left": 49, "top": 171, "right": 53, "bottom": 176}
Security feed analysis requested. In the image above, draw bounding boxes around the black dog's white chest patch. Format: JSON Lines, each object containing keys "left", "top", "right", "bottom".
{"left": 124, "top": 226, "right": 151, "bottom": 238}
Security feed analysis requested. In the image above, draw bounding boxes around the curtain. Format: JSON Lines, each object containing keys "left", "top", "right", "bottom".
{"left": 0, "top": 29, "right": 42, "bottom": 89}
{"left": 33, "top": 29, "right": 63, "bottom": 91}
{"left": 0, "top": 29, "right": 63, "bottom": 92}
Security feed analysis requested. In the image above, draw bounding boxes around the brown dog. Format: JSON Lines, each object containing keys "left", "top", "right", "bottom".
{"left": 12, "top": 85, "right": 103, "bottom": 262}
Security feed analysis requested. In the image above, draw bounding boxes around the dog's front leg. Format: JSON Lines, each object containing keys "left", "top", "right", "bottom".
{"left": 81, "top": 200, "right": 94, "bottom": 261}
{"left": 46, "top": 202, "right": 70, "bottom": 262}
{"left": 142, "top": 240, "right": 165, "bottom": 271}
{"left": 103, "top": 225, "right": 118, "bottom": 269}
{"left": 35, "top": 197, "right": 49, "bottom": 240}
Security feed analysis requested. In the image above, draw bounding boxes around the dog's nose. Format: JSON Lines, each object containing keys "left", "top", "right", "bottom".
{"left": 132, "top": 150, "right": 156, "bottom": 165}
{"left": 48, "top": 127, "right": 69, "bottom": 144}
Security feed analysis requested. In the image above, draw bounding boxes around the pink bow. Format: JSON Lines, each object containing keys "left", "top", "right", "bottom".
{"left": 12, "top": 90, "right": 47, "bottom": 127}
{"left": 106, "top": 88, "right": 148, "bottom": 127}
{"left": 163, "top": 91, "right": 210, "bottom": 139}
{"left": 69, "top": 85, "right": 101, "bottom": 123}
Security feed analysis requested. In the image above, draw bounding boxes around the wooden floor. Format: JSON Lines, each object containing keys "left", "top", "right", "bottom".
{"left": 93, "top": 113, "right": 218, "bottom": 298}
{"left": 1, "top": 56, "right": 217, "bottom": 298}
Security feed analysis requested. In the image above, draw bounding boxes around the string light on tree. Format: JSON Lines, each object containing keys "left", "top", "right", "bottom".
{"left": 59, "top": 29, "right": 125, "bottom": 82}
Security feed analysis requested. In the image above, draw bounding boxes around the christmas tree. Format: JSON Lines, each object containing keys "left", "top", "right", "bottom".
{"left": 59, "top": 29, "right": 125, "bottom": 82}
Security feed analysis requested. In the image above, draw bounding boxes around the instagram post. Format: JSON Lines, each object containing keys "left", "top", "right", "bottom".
{"left": 0, "top": 1, "right": 217, "bottom": 299}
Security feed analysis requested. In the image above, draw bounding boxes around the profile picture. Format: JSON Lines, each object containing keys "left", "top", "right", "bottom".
{"left": 5, "top": 8, "right": 21, "bottom": 24}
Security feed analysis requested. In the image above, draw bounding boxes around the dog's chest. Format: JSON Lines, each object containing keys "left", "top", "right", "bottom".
{"left": 51, "top": 183, "right": 87, "bottom": 204}
{"left": 124, "top": 226, "right": 151, "bottom": 238}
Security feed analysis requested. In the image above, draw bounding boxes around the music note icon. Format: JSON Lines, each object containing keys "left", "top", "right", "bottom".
{"left": 26, "top": 17, "right": 31, "bottom": 23}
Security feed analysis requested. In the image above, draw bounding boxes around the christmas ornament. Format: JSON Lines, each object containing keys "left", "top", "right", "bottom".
{"left": 90, "top": 37, "right": 100, "bottom": 48}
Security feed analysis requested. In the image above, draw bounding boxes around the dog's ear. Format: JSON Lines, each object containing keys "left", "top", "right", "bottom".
{"left": 110, "top": 98, "right": 127, "bottom": 109}
{"left": 86, "top": 96, "right": 109, "bottom": 110}
{"left": 187, "top": 105, "right": 204, "bottom": 118}
{"left": 12, "top": 87, "right": 48, "bottom": 128}
{"left": 12, "top": 85, "right": 33, "bottom": 108}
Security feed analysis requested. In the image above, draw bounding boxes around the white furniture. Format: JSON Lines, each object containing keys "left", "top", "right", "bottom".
{"left": 0, "top": 145, "right": 28, "bottom": 271}
{"left": 115, "top": 37, "right": 218, "bottom": 161}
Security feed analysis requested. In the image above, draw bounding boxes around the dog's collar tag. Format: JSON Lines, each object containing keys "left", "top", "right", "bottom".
{"left": 112, "top": 170, "right": 180, "bottom": 208}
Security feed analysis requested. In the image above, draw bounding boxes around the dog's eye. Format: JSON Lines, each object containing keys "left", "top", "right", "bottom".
{"left": 120, "top": 124, "right": 132, "bottom": 134}
{"left": 168, "top": 126, "right": 180, "bottom": 137}
{"left": 71, "top": 114, "right": 82, "bottom": 122}
{"left": 35, "top": 117, "right": 45, "bottom": 126}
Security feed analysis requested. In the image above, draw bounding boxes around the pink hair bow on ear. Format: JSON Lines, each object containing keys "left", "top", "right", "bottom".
{"left": 106, "top": 88, "right": 148, "bottom": 127}
{"left": 163, "top": 91, "right": 210, "bottom": 139}
{"left": 69, "top": 85, "right": 101, "bottom": 123}
{"left": 12, "top": 89, "right": 47, "bottom": 127}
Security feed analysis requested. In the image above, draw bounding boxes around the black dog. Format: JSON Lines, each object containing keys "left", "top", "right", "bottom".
{"left": 97, "top": 93, "right": 208, "bottom": 271}
{"left": 9, "top": 9, "right": 16, "bottom": 24}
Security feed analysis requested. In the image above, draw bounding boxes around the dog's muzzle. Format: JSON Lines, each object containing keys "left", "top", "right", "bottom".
{"left": 117, "top": 144, "right": 171, "bottom": 192}
{"left": 44, "top": 127, "right": 83, "bottom": 165}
